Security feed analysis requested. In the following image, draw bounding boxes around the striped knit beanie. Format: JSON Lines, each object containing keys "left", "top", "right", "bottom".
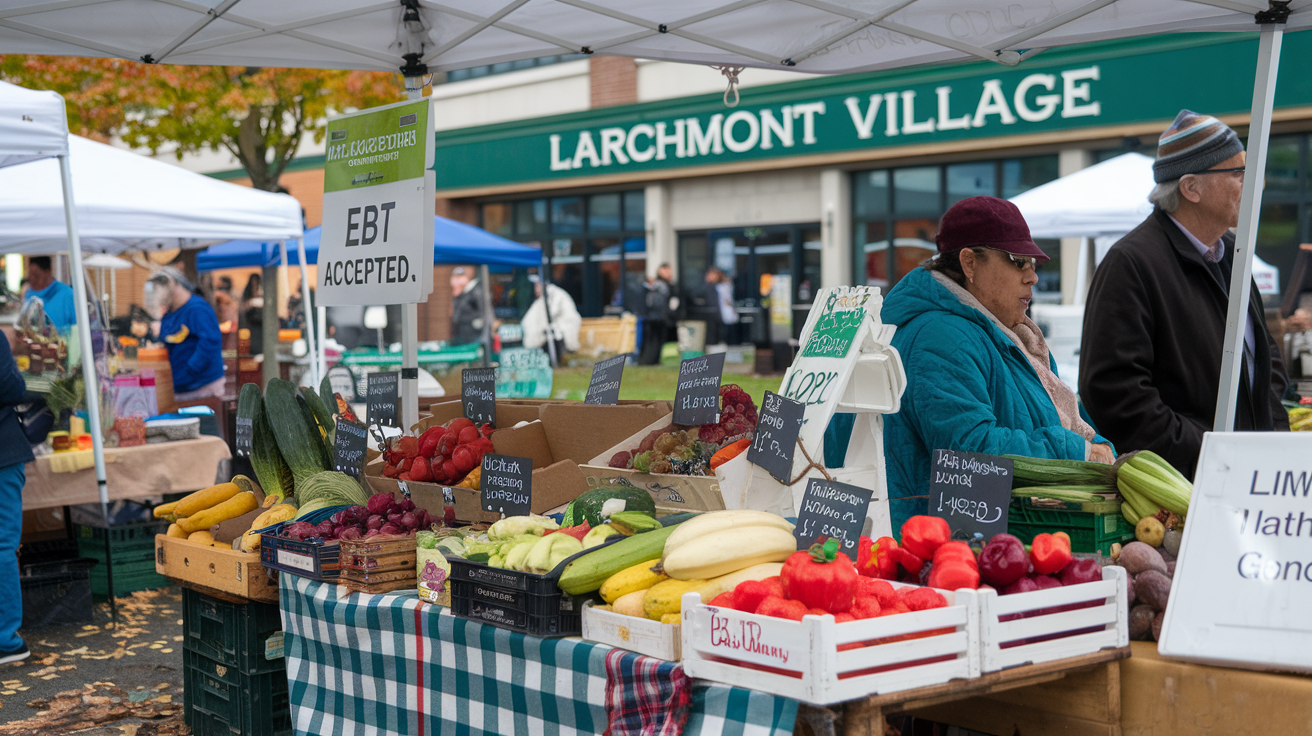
{"left": 1153, "top": 109, "right": 1244, "bottom": 183}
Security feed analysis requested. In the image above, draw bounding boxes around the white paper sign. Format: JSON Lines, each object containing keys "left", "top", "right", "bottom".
{"left": 1159, "top": 432, "right": 1312, "bottom": 673}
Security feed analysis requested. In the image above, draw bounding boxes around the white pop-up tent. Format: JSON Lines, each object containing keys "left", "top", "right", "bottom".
{"left": 3, "top": 0, "right": 1304, "bottom": 432}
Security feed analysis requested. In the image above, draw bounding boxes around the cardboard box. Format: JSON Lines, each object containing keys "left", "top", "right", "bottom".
{"left": 424, "top": 398, "right": 554, "bottom": 430}
{"left": 155, "top": 534, "right": 278, "bottom": 603}
{"left": 582, "top": 413, "right": 726, "bottom": 513}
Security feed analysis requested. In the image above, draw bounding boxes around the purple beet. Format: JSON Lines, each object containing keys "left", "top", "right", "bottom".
{"left": 1001, "top": 576, "right": 1041, "bottom": 596}
{"left": 315, "top": 520, "right": 336, "bottom": 538}
{"left": 363, "top": 528, "right": 381, "bottom": 538}
{"left": 1059, "top": 558, "right": 1103, "bottom": 587}
{"left": 338, "top": 527, "right": 362, "bottom": 541}
{"left": 979, "top": 534, "right": 1029, "bottom": 588}
{"left": 379, "top": 522, "right": 402, "bottom": 536}
{"left": 1028, "top": 574, "right": 1063, "bottom": 591}
{"left": 366, "top": 514, "right": 385, "bottom": 531}
{"left": 400, "top": 512, "right": 417, "bottom": 530}
{"left": 399, "top": 498, "right": 416, "bottom": 513}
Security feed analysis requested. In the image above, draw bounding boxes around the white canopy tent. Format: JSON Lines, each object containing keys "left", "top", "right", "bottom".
{"left": 3, "top": 0, "right": 1305, "bottom": 432}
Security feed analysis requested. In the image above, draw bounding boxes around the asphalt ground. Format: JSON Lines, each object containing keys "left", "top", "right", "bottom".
{"left": 0, "top": 586, "right": 187, "bottom": 735}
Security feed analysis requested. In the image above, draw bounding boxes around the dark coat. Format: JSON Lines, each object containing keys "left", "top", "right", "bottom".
{"left": 450, "top": 281, "right": 485, "bottom": 346}
{"left": 0, "top": 337, "right": 35, "bottom": 469}
{"left": 1079, "top": 208, "right": 1289, "bottom": 478}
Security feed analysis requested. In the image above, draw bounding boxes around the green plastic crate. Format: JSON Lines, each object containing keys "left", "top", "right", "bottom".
{"left": 76, "top": 520, "right": 169, "bottom": 544}
{"left": 182, "top": 588, "right": 285, "bottom": 676}
{"left": 1007, "top": 500, "right": 1136, "bottom": 556}
{"left": 184, "top": 649, "right": 291, "bottom": 736}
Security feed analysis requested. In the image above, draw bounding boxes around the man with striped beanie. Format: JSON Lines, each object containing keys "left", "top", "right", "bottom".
{"left": 1080, "top": 110, "right": 1288, "bottom": 479}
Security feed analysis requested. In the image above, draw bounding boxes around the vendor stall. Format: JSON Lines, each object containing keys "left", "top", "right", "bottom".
{"left": 22, "top": 436, "right": 229, "bottom": 512}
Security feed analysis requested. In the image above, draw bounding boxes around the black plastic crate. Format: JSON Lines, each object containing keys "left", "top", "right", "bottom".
{"left": 446, "top": 552, "right": 598, "bottom": 637}
{"left": 183, "top": 649, "right": 292, "bottom": 736}
{"left": 18, "top": 539, "right": 79, "bottom": 567}
{"left": 450, "top": 594, "right": 583, "bottom": 637}
{"left": 259, "top": 535, "right": 341, "bottom": 581}
{"left": 448, "top": 578, "right": 593, "bottom": 617}
{"left": 182, "top": 588, "right": 285, "bottom": 675}
{"left": 20, "top": 558, "right": 97, "bottom": 629}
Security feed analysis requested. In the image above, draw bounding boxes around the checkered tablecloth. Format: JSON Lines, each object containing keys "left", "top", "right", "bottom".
{"left": 280, "top": 575, "right": 798, "bottom": 736}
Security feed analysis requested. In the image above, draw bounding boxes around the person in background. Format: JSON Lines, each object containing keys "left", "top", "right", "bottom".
{"left": 702, "top": 267, "right": 727, "bottom": 347}
{"left": 521, "top": 274, "right": 582, "bottom": 358}
{"left": 23, "top": 256, "right": 77, "bottom": 331}
{"left": 882, "top": 196, "right": 1114, "bottom": 532}
{"left": 240, "top": 274, "right": 264, "bottom": 356}
{"left": 1081, "top": 111, "right": 1289, "bottom": 478}
{"left": 716, "top": 268, "right": 740, "bottom": 345}
{"left": 640, "top": 264, "right": 676, "bottom": 365}
{"left": 145, "top": 267, "right": 226, "bottom": 401}
{"left": 0, "top": 327, "right": 34, "bottom": 664}
{"left": 449, "top": 267, "right": 486, "bottom": 345}
{"left": 212, "top": 289, "right": 238, "bottom": 330}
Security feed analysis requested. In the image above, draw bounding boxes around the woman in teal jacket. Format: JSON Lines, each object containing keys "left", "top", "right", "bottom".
{"left": 882, "top": 196, "right": 1114, "bottom": 531}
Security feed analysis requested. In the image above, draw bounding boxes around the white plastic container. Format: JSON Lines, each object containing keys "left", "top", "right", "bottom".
{"left": 680, "top": 585, "right": 980, "bottom": 706}
{"left": 582, "top": 602, "right": 681, "bottom": 661}
{"left": 975, "top": 565, "right": 1128, "bottom": 673}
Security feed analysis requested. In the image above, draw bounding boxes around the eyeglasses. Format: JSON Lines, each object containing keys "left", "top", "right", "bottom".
{"left": 1191, "top": 166, "right": 1246, "bottom": 178}
{"left": 974, "top": 247, "right": 1038, "bottom": 271}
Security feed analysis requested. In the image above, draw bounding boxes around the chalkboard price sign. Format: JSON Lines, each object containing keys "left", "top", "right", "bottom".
{"left": 793, "top": 478, "right": 873, "bottom": 554}
{"left": 673, "top": 352, "right": 726, "bottom": 426}
{"left": 366, "top": 372, "right": 400, "bottom": 428}
{"left": 584, "top": 355, "right": 626, "bottom": 405}
{"left": 928, "top": 449, "right": 1013, "bottom": 543}
{"left": 462, "top": 367, "right": 497, "bottom": 426}
{"left": 481, "top": 453, "right": 533, "bottom": 516}
{"left": 747, "top": 391, "right": 805, "bottom": 483}
{"left": 234, "top": 417, "right": 253, "bottom": 458}
{"left": 333, "top": 419, "right": 369, "bottom": 479}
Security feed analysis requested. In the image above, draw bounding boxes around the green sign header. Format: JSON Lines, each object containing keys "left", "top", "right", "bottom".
{"left": 325, "top": 99, "right": 430, "bottom": 193}
{"left": 431, "top": 32, "right": 1312, "bottom": 192}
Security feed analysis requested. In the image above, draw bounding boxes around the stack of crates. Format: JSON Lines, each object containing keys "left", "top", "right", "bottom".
{"left": 182, "top": 588, "right": 292, "bottom": 736}
{"left": 76, "top": 519, "right": 169, "bottom": 597}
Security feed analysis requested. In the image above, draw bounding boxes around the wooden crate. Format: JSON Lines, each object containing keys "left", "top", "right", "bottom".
{"left": 155, "top": 535, "right": 278, "bottom": 603}
{"left": 681, "top": 586, "right": 980, "bottom": 706}
{"left": 977, "top": 566, "right": 1129, "bottom": 673}
{"left": 582, "top": 603, "right": 680, "bottom": 661}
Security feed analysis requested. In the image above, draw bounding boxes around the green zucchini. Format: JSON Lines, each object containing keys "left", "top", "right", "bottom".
{"left": 300, "top": 386, "right": 335, "bottom": 447}
{"left": 558, "top": 523, "right": 679, "bottom": 596}
{"left": 240, "top": 383, "right": 295, "bottom": 503}
{"left": 265, "top": 378, "right": 330, "bottom": 485}
{"left": 319, "top": 375, "right": 337, "bottom": 418}
{"left": 1004, "top": 455, "right": 1117, "bottom": 490}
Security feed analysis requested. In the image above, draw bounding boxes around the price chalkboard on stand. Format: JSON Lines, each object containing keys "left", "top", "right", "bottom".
{"left": 673, "top": 352, "right": 725, "bottom": 426}
{"left": 793, "top": 478, "right": 873, "bottom": 555}
{"left": 748, "top": 391, "right": 805, "bottom": 483}
{"left": 333, "top": 419, "right": 369, "bottom": 479}
{"left": 234, "top": 417, "right": 253, "bottom": 458}
{"left": 584, "top": 355, "right": 626, "bottom": 405}
{"left": 481, "top": 453, "right": 533, "bottom": 516}
{"left": 462, "top": 367, "right": 497, "bottom": 426}
{"left": 366, "top": 371, "right": 399, "bottom": 427}
{"left": 928, "top": 449, "right": 1013, "bottom": 542}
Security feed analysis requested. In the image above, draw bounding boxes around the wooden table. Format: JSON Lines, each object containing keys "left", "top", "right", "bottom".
{"left": 794, "top": 647, "right": 1132, "bottom": 736}
{"left": 23, "top": 435, "right": 231, "bottom": 510}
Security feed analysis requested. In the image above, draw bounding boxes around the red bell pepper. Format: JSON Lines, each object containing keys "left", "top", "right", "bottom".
{"left": 756, "top": 596, "right": 807, "bottom": 621}
{"left": 709, "top": 591, "right": 736, "bottom": 609}
{"left": 418, "top": 427, "right": 445, "bottom": 458}
{"left": 1030, "top": 532, "right": 1073, "bottom": 575}
{"left": 545, "top": 521, "right": 592, "bottom": 542}
{"left": 900, "top": 516, "right": 951, "bottom": 560}
{"left": 410, "top": 456, "right": 433, "bottom": 483}
{"left": 732, "top": 579, "right": 774, "bottom": 614}
{"left": 856, "top": 536, "right": 900, "bottom": 580}
{"left": 900, "top": 587, "right": 948, "bottom": 611}
{"left": 781, "top": 538, "right": 858, "bottom": 613}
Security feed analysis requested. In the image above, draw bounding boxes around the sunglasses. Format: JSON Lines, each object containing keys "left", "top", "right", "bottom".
{"left": 974, "top": 247, "right": 1038, "bottom": 271}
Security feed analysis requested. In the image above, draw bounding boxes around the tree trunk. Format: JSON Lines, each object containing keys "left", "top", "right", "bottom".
{"left": 236, "top": 110, "right": 279, "bottom": 192}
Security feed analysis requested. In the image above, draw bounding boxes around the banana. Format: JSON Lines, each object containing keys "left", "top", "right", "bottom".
{"left": 662, "top": 510, "right": 795, "bottom": 560}
{"left": 662, "top": 526, "right": 796, "bottom": 581}
{"left": 600, "top": 558, "right": 666, "bottom": 603}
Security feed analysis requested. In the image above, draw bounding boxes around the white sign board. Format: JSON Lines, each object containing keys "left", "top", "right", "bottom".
{"left": 1159, "top": 432, "right": 1312, "bottom": 673}
{"left": 318, "top": 99, "right": 434, "bottom": 306}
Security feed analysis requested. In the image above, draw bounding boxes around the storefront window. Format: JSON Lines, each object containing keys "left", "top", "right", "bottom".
{"left": 1257, "top": 134, "right": 1310, "bottom": 304}
{"left": 551, "top": 197, "right": 585, "bottom": 234}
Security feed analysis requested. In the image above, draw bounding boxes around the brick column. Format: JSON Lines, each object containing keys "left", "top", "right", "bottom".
{"left": 590, "top": 57, "right": 637, "bottom": 108}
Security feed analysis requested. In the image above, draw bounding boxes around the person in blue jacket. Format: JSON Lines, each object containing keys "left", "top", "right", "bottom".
{"left": 146, "top": 268, "right": 226, "bottom": 400}
{"left": 23, "top": 256, "right": 77, "bottom": 331}
{"left": 0, "top": 333, "right": 35, "bottom": 663}
{"left": 882, "top": 196, "right": 1114, "bottom": 531}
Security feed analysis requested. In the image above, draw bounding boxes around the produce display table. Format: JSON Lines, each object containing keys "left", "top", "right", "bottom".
{"left": 22, "top": 435, "right": 231, "bottom": 511}
{"left": 279, "top": 576, "right": 799, "bottom": 736}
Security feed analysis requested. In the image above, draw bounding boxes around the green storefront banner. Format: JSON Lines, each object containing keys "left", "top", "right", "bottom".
{"left": 432, "top": 32, "right": 1312, "bottom": 192}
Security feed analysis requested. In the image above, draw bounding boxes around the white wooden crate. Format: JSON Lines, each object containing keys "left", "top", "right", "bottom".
{"left": 976, "top": 565, "right": 1129, "bottom": 673}
{"left": 680, "top": 586, "right": 980, "bottom": 706}
{"left": 581, "top": 602, "right": 681, "bottom": 661}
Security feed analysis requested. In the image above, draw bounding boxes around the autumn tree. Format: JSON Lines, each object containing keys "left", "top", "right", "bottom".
{"left": 0, "top": 56, "right": 401, "bottom": 191}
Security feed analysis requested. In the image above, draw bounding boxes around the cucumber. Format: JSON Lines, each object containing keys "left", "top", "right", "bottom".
{"left": 558, "top": 523, "right": 679, "bottom": 596}
{"left": 300, "top": 386, "right": 335, "bottom": 447}
{"left": 265, "top": 378, "right": 330, "bottom": 485}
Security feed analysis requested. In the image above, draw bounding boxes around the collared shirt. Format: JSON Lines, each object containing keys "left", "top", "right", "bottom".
{"left": 1167, "top": 214, "right": 1255, "bottom": 386}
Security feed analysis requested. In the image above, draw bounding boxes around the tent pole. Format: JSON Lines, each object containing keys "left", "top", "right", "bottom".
{"left": 1214, "top": 24, "right": 1283, "bottom": 432}
{"left": 58, "top": 154, "right": 115, "bottom": 623}
{"left": 262, "top": 263, "right": 279, "bottom": 387}
{"left": 399, "top": 80, "right": 425, "bottom": 432}
{"left": 294, "top": 237, "right": 318, "bottom": 387}
{"left": 480, "top": 264, "right": 495, "bottom": 368}
{"left": 317, "top": 305, "right": 327, "bottom": 380}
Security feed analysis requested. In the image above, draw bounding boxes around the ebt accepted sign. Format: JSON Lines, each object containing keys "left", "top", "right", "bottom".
{"left": 319, "top": 99, "right": 435, "bottom": 306}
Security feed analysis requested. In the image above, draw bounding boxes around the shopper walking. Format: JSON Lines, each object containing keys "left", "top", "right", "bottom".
{"left": 702, "top": 267, "right": 727, "bottom": 347}
{"left": 145, "top": 267, "right": 226, "bottom": 401}
{"left": 639, "top": 264, "right": 676, "bottom": 365}
{"left": 449, "top": 267, "right": 486, "bottom": 346}
{"left": 522, "top": 275, "right": 582, "bottom": 358}
{"left": 1081, "top": 110, "right": 1289, "bottom": 478}
{"left": 0, "top": 331, "right": 35, "bottom": 663}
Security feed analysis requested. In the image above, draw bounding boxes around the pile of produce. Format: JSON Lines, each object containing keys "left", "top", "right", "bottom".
{"left": 380, "top": 417, "right": 495, "bottom": 486}
{"left": 273, "top": 492, "right": 435, "bottom": 545}
{"left": 1114, "top": 521, "right": 1181, "bottom": 641}
{"left": 1005, "top": 455, "right": 1118, "bottom": 502}
{"left": 606, "top": 385, "right": 758, "bottom": 476}
{"left": 1289, "top": 404, "right": 1312, "bottom": 431}
{"left": 441, "top": 508, "right": 672, "bottom": 574}
{"left": 156, "top": 476, "right": 263, "bottom": 548}
{"left": 238, "top": 378, "right": 363, "bottom": 504}
{"left": 1116, "top": 450, "right": 1192, "bottom": 525}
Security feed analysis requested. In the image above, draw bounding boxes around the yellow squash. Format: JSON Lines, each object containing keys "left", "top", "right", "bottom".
{"left": 612, "top": 589, "right": 647, "bottom": 617}
{"left": 187, "top": 530, "right": 217, "bottom": 546}
{"left": 642, "top": 578, "right": 708, "bottom": 620}
{"left": 660, "top": 613, "right": 681, "bottom": 625}
{"left": 153, "top": 501, "right": 179, "bottom": 519}
{"left": 178, "top": 491, "right": 259, "bottom": 534}
{"left": 172, "top": 482, "right": 241, "bottom": 518}
{"left": 599, "top": 559, "right": 665, "bottom": 603}
{"left": 238, "top": 503, "right": 297, "bottom": 553}
{"left": 166, "top": 523, "right": 187, "bottom": 539}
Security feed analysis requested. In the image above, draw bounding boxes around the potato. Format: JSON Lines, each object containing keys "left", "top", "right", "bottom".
{"left": 1162, "top": 529, "right": 1183, "bottom": 557}
{"left": 1136, "top": 516, "right": 1166, "bottom": 547}
{"left": 1119, "top": 542, "right": 1167, "bottom": 576}
{"left": 1127, "top": 579, "right": 1136, "bottom": 608}
{"left": 1152, "top": 610, "right": 1164, "bottom": 641}
{"left": 1166, "top": 561, "right": 1175, "bottom": 577}
{"left": 1134, "top": 570, "right": 1172, "bottom": 610}
{"left": 1129, "top": 604, "right": 1156, "bottom": 641}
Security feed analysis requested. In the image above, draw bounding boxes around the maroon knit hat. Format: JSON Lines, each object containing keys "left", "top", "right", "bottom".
{"left": 936, "top": 195, "right": 1049, "bottom": 263}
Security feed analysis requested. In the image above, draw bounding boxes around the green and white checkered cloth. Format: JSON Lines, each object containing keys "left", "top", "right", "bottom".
{"left": 280, "top": 575, "right": 798, "bottom": 736}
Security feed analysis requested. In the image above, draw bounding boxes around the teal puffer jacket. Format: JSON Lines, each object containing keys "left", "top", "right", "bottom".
{"left": 881, "top": 268, "right": 1090, "bottom": 532}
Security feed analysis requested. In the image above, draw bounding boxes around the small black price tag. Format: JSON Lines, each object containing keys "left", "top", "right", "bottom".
{"left": 673, "top": 352, "right": 726, "bottom": 426}
{"left": 332, "top": 419, "right": 369, "bottom": 479}
{"left": 366, "top": 372, "right": 399, "bottom": 428}
{"left": 928, "top": 449, "right": 1013, "bottom": 543}
{"left": 480, "top": 453, "right": 533, "bottom": 516}
{"left": 462, "top": 367, "right": 497, "bottom": 426}
{"left": 747, "top": 391, "right": 805, "bottom": 483}
{"left": 234, "top": 416, "right": 253, "bottom": 458}
{"left": 793, "top": 478, "right": 873, "bottom": 555}
{"left": 584, "top": 355, "right": 626, "bottom": 406}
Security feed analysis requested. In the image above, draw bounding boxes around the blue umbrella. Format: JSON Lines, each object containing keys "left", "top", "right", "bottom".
{"left": 196, "top": 216, "right": 542, "bottom": 271}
